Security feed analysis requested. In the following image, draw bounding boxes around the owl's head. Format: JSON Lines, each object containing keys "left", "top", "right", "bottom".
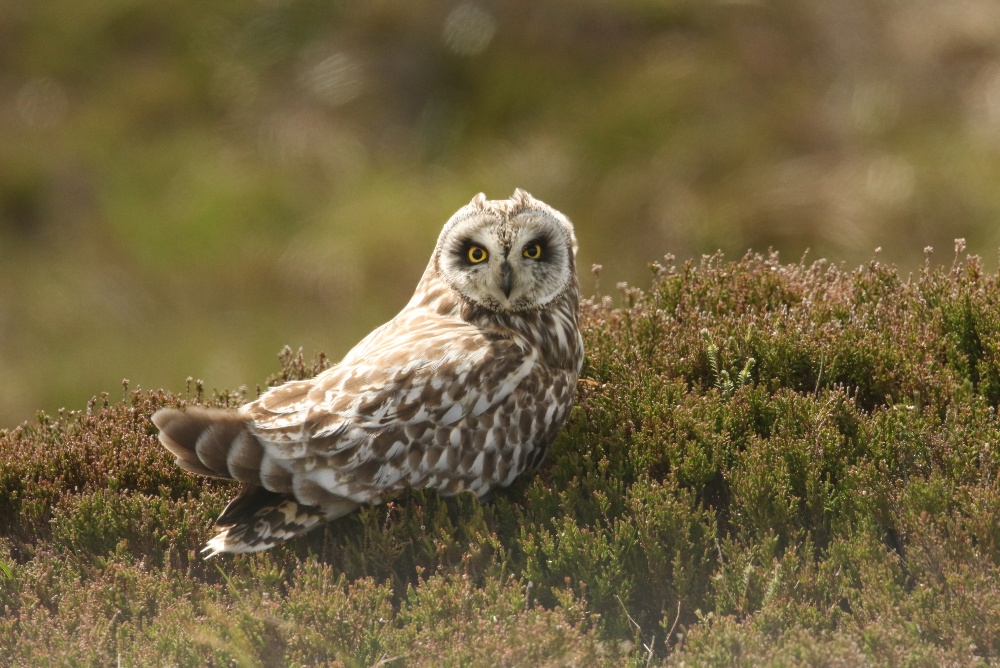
{"left": 433, "top": 189, "right": 578, "bottom": 313}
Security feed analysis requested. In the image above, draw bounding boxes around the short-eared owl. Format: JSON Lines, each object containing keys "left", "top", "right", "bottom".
{"left": 153, "top": 189, "right": 583, "bottom": 555}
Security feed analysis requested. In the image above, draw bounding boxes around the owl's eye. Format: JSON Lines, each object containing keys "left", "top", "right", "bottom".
{"left": 467, "top": 246, "right": 489, "bottom": 263}
{"left": 523, "top": 243, "right": 543, "bottom": 260}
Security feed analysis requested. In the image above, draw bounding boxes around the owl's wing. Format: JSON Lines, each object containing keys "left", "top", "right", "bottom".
{"left": 239, "top": 313, "right": 538, "bottom": 498}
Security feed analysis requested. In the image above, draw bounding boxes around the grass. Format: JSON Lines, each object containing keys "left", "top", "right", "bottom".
{"left": 2, "top": 246, "right": 1000, "bottom": 665}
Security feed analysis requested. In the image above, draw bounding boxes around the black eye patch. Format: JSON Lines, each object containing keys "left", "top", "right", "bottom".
{"left": 522, "top": 237, "right": 549, "bottom": 260}
{"left": 454, "top": 239, "right": 489, "bottom": 265}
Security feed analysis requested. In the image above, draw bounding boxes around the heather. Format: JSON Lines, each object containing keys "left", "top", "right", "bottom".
{"left": 3, "top": 248, "right": 1000, "bottom": 666}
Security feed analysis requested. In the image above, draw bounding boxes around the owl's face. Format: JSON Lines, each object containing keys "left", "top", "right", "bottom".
{"left": 435, "top": 190, "right": 578, "bottom": 313}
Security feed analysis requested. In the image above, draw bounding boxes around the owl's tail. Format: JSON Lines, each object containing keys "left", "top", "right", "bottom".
{"left": 152, "top": 407, "right": 359, "bottom": 556}
{"left": 152, "top": 407, "right": 262, "bottom": 481}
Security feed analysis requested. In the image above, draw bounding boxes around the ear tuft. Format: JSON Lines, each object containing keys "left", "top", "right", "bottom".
{"left": 511, "top": 188, "right": 534, "bottom": 206}
{"left": 469, "top": 192, "right": 488, "bottom": 209}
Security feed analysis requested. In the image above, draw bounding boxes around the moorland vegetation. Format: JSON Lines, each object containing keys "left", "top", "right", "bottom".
{"left": 3, "top": 248, "right": 1000, "bottom": 665}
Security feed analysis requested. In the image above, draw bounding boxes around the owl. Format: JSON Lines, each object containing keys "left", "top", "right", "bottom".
{"left": 153, "top": 189, "right": 583, "bottom": 556}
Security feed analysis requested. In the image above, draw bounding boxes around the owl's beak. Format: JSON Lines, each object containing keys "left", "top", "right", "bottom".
{"left": 499, "top": 261, "right": 514, "bottom": 298}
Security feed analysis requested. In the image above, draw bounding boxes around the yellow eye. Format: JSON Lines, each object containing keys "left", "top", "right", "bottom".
{"left": 468, "top": 246, "right": 488, "bottom": 263}
{"left": 523, "top": 243, "right": 543, "bottom": 259}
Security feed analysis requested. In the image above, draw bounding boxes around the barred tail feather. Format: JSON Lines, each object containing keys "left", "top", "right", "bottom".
{"left": 152, "top": 407, "right": 262, "bottom": 482}
{"left": 152, "top": 408, "right": 360, "bottom": 556}
{"left": 203, "top": 486, "right": 359, "bottom": 557}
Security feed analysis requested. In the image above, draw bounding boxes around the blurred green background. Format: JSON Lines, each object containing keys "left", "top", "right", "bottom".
{"left": 2, "top": 0, "right": 1000, "bottom": 427}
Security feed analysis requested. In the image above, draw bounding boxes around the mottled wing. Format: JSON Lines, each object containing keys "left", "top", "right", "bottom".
{"left": 240, "top": 311, "right": 539, "bottom": 502}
